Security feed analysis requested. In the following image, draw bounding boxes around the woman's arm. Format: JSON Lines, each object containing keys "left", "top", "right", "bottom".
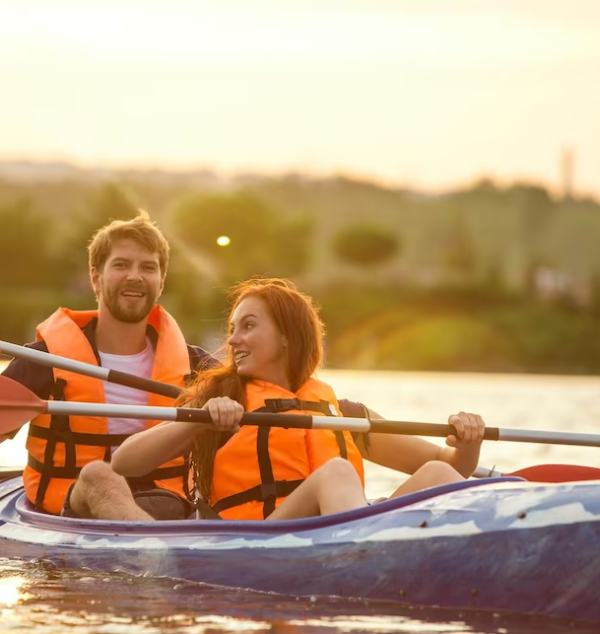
{"left": 111, "top": 396, "right": 245, "bottom": 477}
{"left": 355, "top": 407, "right": 484, "bottom": 478}
{"left": 111, "top": 420, "right": 199, "bottom": 477}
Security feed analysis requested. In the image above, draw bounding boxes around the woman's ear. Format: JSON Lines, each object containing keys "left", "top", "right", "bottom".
{"left": 281, "top": 335, "right": 288, "bottom": 349}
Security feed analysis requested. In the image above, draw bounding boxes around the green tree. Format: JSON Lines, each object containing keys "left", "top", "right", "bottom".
{"left": 61, "top": 183, "right": 140, "bottom": 289}
{"left": 333, "top": 223, "right": 400, "bottom": 267}
{"left": 76, "top": 182, "right": 139, "bottom": 242}
{"left": 0, "top": 199, "right": 60, "bottom": 288}
{"left": 442, "top": 216, "right": 477, "bottom": 277}
{"left": 171, "top": 191, "right": 312, "bottom": 283}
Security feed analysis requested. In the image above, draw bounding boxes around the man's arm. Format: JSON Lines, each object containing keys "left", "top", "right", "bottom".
{"left": 0, "top": 341, "right": 55, "bottom": 442}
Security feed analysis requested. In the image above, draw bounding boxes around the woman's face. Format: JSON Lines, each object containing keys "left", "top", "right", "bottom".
{"left": 228, "top": 296, "right": 289, "bottom": 389}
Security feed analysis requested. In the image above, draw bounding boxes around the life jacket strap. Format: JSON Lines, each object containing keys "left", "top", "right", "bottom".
{"left": 27, "top": 455, "right": 188, "bottom": 482}
{"left": 254, "top": 398, "right": 348, "bottom": 459}
{"left": 211, "top": 479, "right": 305, "bottom": 515}
{"left": 29, "top": 425, "right": 131, "bottom": 447}
{"left": 256, "top": 398, "right": 335, "bottom": 416}
{"left": 35, "top": 378, "right": 68, "bottom": 507}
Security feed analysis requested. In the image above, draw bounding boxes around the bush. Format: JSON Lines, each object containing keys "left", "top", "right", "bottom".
{"left": 333, "top": 224, "right": 400, "bottom": 267}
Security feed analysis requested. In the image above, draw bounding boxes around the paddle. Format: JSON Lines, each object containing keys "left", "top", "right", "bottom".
{"left": 474, "top": 464, "right": 600, "bottom": 482}
{"left": 0, "top": 375, "right": 455, "bottom": 436}
{"left": 0, "top": 339, "right": 182, "bottom": 398}
{"left": 4, "top": 376, "right": 600, "bottom": 449}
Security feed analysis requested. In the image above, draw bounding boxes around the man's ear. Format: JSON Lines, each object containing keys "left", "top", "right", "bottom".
{"left": 90, "top": 266, "right": 101, "bottom": 295}
{"left": 157, "top": 274, "right": 166, "bottom": 300}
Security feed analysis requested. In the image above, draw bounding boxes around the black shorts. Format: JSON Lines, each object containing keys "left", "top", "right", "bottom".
{"left": 61, "top": 482, "right": 193, "bottom": 521}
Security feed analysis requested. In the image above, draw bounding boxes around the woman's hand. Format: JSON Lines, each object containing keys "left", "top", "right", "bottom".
{"left": 202, "top": 396, "right": 244, "bottom": 432}
{"left": 446, "top": 412, "right": 485, "bottom": 449}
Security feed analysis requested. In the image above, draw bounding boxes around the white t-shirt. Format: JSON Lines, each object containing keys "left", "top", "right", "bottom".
{"left": 98, "top": 338, "right": 155, "bottom": 453}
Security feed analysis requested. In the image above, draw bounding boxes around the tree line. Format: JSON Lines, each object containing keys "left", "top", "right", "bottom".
{"left": 1, "top": 171, "right": 599, "bottom": 374}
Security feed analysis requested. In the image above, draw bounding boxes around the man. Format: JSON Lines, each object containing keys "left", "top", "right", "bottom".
{"left": 1, "top": 211, "right": 215, "bottom": 520}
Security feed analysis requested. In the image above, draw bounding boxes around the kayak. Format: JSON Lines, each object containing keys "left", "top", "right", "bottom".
{"left": 1, "top": 475, "right": 599, "bottom": 623}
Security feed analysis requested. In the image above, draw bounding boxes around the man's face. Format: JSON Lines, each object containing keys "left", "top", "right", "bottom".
{"left": 90, "top": 238, "right": 165, "bottom": 323}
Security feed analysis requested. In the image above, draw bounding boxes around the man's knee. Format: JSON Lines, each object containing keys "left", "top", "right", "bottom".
{"left": 79, "top": 460, "right": 117, "bottom": 484}
{"left": 70, "top": 461, "right": 128, "bottom": 517}
{"left": 77, "top": 460, "right": 124, "bottom": 497}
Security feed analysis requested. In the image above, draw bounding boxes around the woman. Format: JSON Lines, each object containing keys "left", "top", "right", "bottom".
{"left": 111, "top": 278, "right": 485, "bottom": 521}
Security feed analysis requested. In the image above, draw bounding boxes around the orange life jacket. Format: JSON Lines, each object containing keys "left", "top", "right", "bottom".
{"left": 209, "top": 378, "right": 365, "bottom": 520}
{"left": 24, "top": 306, "right": 192, "bottom": 515}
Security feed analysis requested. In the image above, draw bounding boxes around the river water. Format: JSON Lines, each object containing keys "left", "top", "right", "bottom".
{"left": 1, "top": 365, "right": 599, "bottom": 633}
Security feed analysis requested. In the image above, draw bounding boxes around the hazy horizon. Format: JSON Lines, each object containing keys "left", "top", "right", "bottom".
{"left": 2, "top": 0, "right": 599, "bottom": 196}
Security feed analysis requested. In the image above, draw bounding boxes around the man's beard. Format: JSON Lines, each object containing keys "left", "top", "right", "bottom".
{"left": 102, "top": 282, "right": 156, "bottom": 323}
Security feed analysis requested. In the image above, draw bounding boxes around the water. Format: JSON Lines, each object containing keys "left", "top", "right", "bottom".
{"left": 1, "top": 364, "right": 600, "bottom": 632}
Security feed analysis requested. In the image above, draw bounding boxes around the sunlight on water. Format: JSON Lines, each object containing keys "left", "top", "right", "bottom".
{"left": 0, "top": 576, "right": 29, "bottom": 606}
{"left": 287, "top": 617, "right": 468, "bottom": 632}
{"left": 176, "top": 616, "right": 270, "bottom": 631}
{"left": 0, "top": 559, "right": 596, "bottom": 634}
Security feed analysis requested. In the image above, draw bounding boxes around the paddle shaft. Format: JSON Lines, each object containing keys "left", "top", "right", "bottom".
{"left": 44, "top": 404, "right": 600, "bottom": 446}
{"left": 1, "top": 366, "right": 599, "bottom": 446}
{"left": 35, "top": 401, "right": 600, "bottom": 446}
{"left": 0, "top": 340, "right": 182, "bottom": 398}
{"left": 42, "top": 401, "right": 460, "bottom": 434}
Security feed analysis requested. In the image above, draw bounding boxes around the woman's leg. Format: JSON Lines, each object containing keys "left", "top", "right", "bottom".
{"left": 387, "top": 460, "right": 464, "bottom": 499}
{"left": 267, "top": 458, "right": 367, "bottom": 521}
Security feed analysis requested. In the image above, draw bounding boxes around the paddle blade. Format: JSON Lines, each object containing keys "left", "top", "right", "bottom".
{"left": 0, "top": 376, "right": 46, "bottom": 435}
{"left": 508, "top": 464, "right": 600, "bottom": 483}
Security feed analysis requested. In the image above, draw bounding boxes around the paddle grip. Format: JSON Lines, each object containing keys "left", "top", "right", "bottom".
{"left": 174, "top": 407, "right": 313, "bottom": 429}
{"left": 109, "top": 370, "right": 183, "bottom": 399}
{"left": 369, "top": 420, "right": 500, "bottom": 440}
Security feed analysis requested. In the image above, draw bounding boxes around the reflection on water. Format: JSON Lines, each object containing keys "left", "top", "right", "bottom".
{"left": 2, "top": 365, "right": 600, "bottom": 632}
{"left": 0, "top": 575, "right": 29, "bottom": 606}
{"left": 0, "top": 558, "right": 597, "bottom": 634}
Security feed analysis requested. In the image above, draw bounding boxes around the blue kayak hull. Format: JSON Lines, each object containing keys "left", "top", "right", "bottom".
{"left": 1, "top": 476, "right": 599, "bottom": 622}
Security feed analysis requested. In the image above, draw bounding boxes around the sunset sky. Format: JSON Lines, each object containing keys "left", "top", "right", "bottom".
{"left": 2, "top": 0, "right": 599, "bottom": 195}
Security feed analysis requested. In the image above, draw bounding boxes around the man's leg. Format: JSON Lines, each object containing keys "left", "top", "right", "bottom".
{"left": 69, "top": 460, "right": 153, "bottom": 521}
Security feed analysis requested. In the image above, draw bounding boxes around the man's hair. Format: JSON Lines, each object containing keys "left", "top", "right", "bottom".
{"left": 87, "top": 210, "right": 170, "bottom": 275}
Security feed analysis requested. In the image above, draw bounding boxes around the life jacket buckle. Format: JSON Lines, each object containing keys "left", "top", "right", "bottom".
{"left": 260, "top": 482, "right": 278, "bottom": 501}
{"left": 263, "top": 398, "right": 297, "bottom": 413}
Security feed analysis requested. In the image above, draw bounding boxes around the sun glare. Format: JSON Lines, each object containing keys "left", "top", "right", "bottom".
{"left": 0, "top": 577, "right": 30, "bottom": 607}
{"left": 0, "top": 424, "right": 28, "bottom": 466}
{"left": 217, "top": 236, "right": 231, "bottom": 247}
